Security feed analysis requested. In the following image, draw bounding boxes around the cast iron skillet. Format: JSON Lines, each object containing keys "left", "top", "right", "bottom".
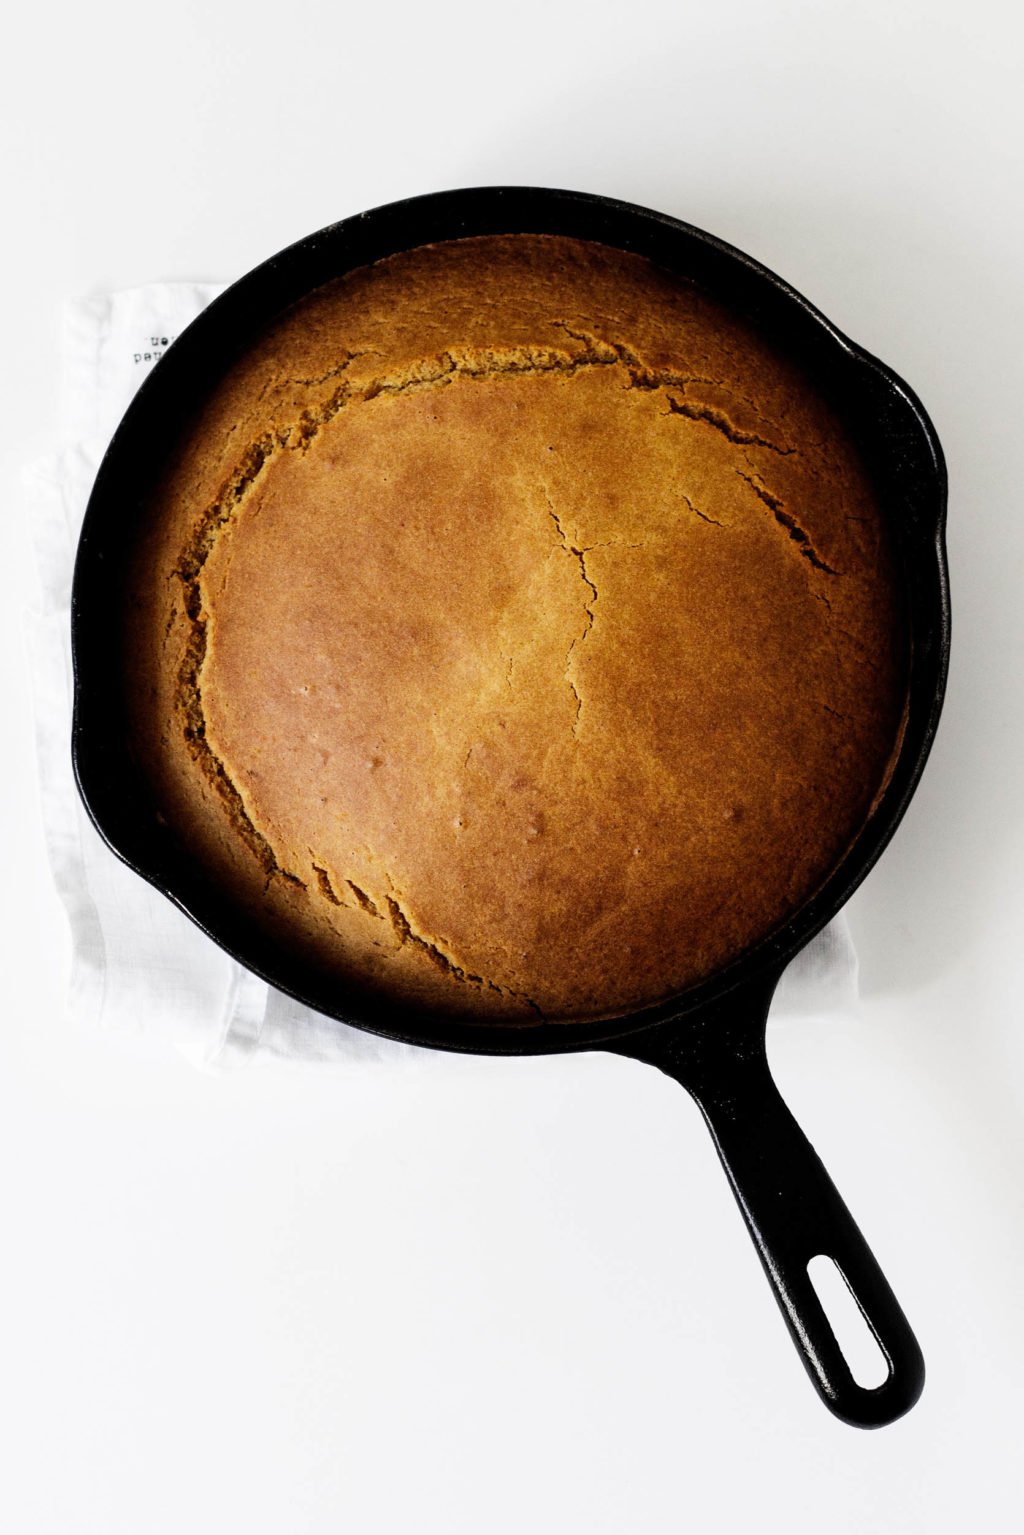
{"left": 71, "top": 186, "right": 949, "bottom": 1428}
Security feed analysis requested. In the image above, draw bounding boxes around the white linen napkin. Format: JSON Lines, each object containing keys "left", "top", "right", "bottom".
{"left": 24, "top": 282, "right": 859, "bottom": 1070}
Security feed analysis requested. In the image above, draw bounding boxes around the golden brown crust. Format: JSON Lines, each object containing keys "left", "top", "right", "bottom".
{"left": 125, "top": 234, "right": 906, "bottom": 1023}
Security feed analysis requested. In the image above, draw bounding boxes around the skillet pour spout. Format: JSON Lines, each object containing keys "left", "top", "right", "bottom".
{"left": 71, "top": 185, "right": 948, "bottom": 1429}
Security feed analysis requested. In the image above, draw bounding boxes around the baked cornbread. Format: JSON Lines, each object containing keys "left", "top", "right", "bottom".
{"left": 126, "top": 234, "right": 906, "bottom": 1024}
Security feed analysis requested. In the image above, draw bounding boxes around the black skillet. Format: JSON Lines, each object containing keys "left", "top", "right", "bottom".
{"left": 71, "top": 186, "right": 949, "bottom": 1428}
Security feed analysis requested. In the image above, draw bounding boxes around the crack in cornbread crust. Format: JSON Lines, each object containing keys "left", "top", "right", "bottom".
{"left": 128, "top": 234, "right": 906, "bottom": 1024}
{"left": 542, "top": 490, "right": 598, "bottom": 736}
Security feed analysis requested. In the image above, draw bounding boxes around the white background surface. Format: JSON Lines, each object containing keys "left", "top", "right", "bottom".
{"left": 2, "top": 1, "right": 1022, "bottom": 1530}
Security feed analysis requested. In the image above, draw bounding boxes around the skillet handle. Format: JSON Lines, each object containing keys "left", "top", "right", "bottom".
{"left": 615, "top": 972, "right": 925, "bottom": 1428}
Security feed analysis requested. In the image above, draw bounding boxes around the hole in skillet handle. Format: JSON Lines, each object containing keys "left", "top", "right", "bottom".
{"left": 807, "top": 1255, "right": 890, "bottom": 1390}
{"left": 612, "top": 967, "right": 925, "bottom": 1428}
